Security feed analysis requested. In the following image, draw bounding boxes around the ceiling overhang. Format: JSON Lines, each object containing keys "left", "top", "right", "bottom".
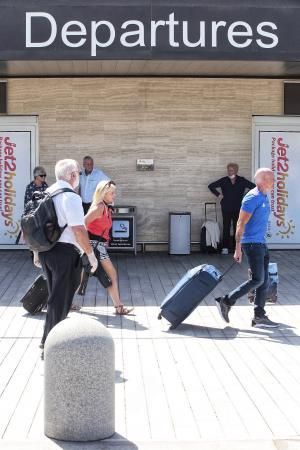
{"left": 1, "top": 1, "right": 300, "bottom": 78}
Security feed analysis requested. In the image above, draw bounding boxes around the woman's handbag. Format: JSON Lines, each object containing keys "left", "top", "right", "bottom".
{"left": 80, "top": 251, "right": 112, "bottom": 290}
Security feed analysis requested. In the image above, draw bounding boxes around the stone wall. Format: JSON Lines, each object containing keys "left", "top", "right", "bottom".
{"left": 8, "top": 77, "right": 283, "bottom": 242}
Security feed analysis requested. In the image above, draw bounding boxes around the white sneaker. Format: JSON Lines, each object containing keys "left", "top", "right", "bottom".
{"left": 221, "top": 248, "right": 229, "bottom": 255}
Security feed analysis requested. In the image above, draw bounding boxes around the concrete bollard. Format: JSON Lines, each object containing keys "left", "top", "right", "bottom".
{"left": 44, "top": 316, "right": 115, "bottom": 441}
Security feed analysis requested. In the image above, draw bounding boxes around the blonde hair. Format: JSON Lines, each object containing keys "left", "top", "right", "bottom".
{"left": 91, "top": 180, "right": 116, "bottom": 206}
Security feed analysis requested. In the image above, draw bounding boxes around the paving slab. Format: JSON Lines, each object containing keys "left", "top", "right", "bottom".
{"left": 0, "top": 250, "right": 300, "bottom": 448}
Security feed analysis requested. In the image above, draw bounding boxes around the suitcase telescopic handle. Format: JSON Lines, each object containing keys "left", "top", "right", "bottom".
{"left": 220, "top": 261, "right": 236, "bottom": 280}
{"left": 205, "top": 202, "right": 217, "bottom": 221}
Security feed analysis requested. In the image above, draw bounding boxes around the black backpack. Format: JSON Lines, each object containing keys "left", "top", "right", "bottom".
{"left": 21, "top": 188, "right": 75, "bottom": 252}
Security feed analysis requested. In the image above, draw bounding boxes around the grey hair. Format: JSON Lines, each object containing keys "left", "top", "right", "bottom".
{"left": 55, "top": 159, "right": 80, "bottom": 181}
{"left": 254, "top": 167, "right": 273, "bottom": 182}
{"left": 227, "top": 162, "right": 239, "bottom": 172}
{"left": 33, "top": 166, "right": 46, "bottom": 177}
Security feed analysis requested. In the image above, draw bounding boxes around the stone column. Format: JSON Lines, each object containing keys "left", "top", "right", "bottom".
{"left": 44, "top": 316, "right": 115, "bottom": 441}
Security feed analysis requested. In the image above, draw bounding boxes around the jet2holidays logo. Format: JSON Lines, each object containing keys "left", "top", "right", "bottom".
{"left": 269, "top": 136, "right": 295, "bottom": 240}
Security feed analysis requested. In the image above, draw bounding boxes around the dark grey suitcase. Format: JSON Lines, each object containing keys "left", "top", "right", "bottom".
{"left": 20, "top": 274, "right": 48, "bottom": 314}
{"left": 158, "top": 264, "right": 223, "bottom": 329}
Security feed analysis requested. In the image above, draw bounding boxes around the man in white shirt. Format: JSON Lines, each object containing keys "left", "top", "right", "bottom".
{"left": 79, "top": 155, "right": 109, "bottom": 214}
{"left": 36, "top": 159, "right": 98, "bottom": 358}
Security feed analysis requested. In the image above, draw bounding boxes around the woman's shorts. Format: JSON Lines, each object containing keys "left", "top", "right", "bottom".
{"left": 90, "top": 240, "right": 110, "bottom": 261}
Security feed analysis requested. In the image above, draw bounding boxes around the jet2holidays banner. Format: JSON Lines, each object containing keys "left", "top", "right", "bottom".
{"left": 0, "top": 132, "right": 31, "bottom": 245}
{"left": 259, "top": 131, "right": 299, "bottom": 246}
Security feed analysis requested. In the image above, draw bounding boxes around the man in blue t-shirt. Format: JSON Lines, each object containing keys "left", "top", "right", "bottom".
{"left": 215, "top": 168, "right": 279, "bottom": 328}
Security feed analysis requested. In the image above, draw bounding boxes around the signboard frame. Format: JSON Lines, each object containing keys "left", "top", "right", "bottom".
{"left": 0, "top": 115, "right": 39, "bottom": 249}
{"left": 252, "top": 115, "right": 300, "bottom": 249}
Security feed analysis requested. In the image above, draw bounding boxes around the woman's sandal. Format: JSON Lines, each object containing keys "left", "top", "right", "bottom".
{"left": 115, "top": 305, "right": 134, "bottom": 315}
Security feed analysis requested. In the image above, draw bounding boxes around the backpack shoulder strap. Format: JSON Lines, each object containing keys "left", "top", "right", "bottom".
{"left": 49, "top": 188, "right": 78, "bottom": 231}
{"left": 50, "top": 188, "right": 77, "bottom": 198}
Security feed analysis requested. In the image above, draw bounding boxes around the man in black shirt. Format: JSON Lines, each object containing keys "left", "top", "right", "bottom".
{"left": 208, "top": 163, "right": 255, "bottom": 254}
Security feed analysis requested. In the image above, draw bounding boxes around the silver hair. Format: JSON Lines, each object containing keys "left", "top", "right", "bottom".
{"left": 33, "top": 166, "right": 46, "bottom": 177}
{"left": 254, "top": 167, "right": 273, "bottom": 182}
{"left": 55, "top": 159, "right": 79, "bottom": 181}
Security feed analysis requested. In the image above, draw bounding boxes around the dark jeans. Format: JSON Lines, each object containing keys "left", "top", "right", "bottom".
{"left": 227, "top": 243, "right": 269, "bottom": 318}
{"left": 222, "top": 209, "right": 239, "bottom": 249}
{"left": 40, "top": 243, "right": 81, "bottom": 344}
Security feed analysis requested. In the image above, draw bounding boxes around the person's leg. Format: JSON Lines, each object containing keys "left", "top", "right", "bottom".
{"left": 216, "top": 244, "right": 265, "bottom": 323}
{"left": 68, "top": 249, "right": 82, "bottom": 312}
{"left": 253, "top": 246, "right": 269, "bottom": 318}
{"left": 227, "top": 244, "right": 265, "bottom": 304}
{"left": 100, "top": 258, "right": 121, "bottom": 306}
{"left": 40, "top": 244, "right": 81, "bottom": 345}
{"left": 222, "top": 210, "right": 231, "bottom": 250}
{"left": 100, "top": 257, "right": 134, "bottom": 315}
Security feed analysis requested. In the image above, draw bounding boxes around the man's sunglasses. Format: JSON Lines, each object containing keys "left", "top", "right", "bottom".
{"left": 39, "top": 174, "right": 47, "bottom": 178}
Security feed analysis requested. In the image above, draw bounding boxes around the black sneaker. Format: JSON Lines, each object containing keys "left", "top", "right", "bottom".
{"left": 251, "top": 316, "right": 279, "bottom": 328}
{"left": 215, "top": 296, "right": 231, "bottom": 323}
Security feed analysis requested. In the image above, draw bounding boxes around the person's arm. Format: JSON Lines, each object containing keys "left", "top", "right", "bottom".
{"left": 72, "top": 225, "right": 93, "bottom": 254}
{"left": 243, "top": 177, "right": 256, "bottom": 191}
{"left": 234, "top": 210, "right": 252, "bottom": 263}
{"left": 84, "top": 203, "right": 104, "bottom": 227}
{"left": 208, "top": 178, "right": 224, "bottom": 198}
{"left": 72, "top": 225, "right": 98, "bottom": 272}
{"left": 62, "top": 193, "right": 98, "bottom": 271}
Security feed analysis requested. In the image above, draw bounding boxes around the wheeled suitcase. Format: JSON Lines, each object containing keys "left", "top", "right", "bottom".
{"left": 158, "top": 264, "right": 223, "bottom": 329}
{"left": 200, "top": 203, "right": 221, "bottom": 253}
{"left": 20, "top": 274, "right": 48, "bottom": 314}
{"left": 248, "top": 262, "right": 278, "bottom": 304}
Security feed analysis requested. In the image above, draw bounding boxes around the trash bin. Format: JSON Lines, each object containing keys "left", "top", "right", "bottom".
{"left": 169, "top": 211, "right": 191, "bottom": 255}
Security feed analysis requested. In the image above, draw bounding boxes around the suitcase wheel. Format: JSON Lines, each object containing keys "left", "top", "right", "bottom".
{"left": 157, "top": 312, "right": 162, "bottom": 320}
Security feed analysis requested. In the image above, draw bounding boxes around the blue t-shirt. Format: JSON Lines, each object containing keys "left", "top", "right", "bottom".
{"left": 241, "top": 187, "right": 270, "bottom": 244}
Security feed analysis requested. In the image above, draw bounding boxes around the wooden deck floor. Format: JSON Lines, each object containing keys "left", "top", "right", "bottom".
{"left": 0, "top": 250, "right": 300, "bottom": 445}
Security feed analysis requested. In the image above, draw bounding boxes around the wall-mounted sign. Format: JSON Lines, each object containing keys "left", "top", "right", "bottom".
{"left": 136, "top": 159, "right": 154, "bottom": 171}
{"left": 109, "top": 216, "right": 135, "bottom": 249}
{"left": 0, "top": 3, "right": 299, "bottom": 60}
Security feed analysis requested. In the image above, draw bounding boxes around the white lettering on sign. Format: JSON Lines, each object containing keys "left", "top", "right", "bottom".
{"left": 61, "top": 21, "right": 87, "bottom": 48}
{"left": 227, "top": 21, "right": 253, "bottom": 48}
{"left": 120, "top": 20, "right": 145, "bottom": 47}
{"left": 256, "top": 22, "right": 278, "bottom": 49}
{"left": 91, "top": 21, "right": 116, "bottom": 56}
{"left": 26, "top": 12, "right": 57, "bottom": 47}
{"left": 25, "top": 11, "right": 279, "bottom": 56}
